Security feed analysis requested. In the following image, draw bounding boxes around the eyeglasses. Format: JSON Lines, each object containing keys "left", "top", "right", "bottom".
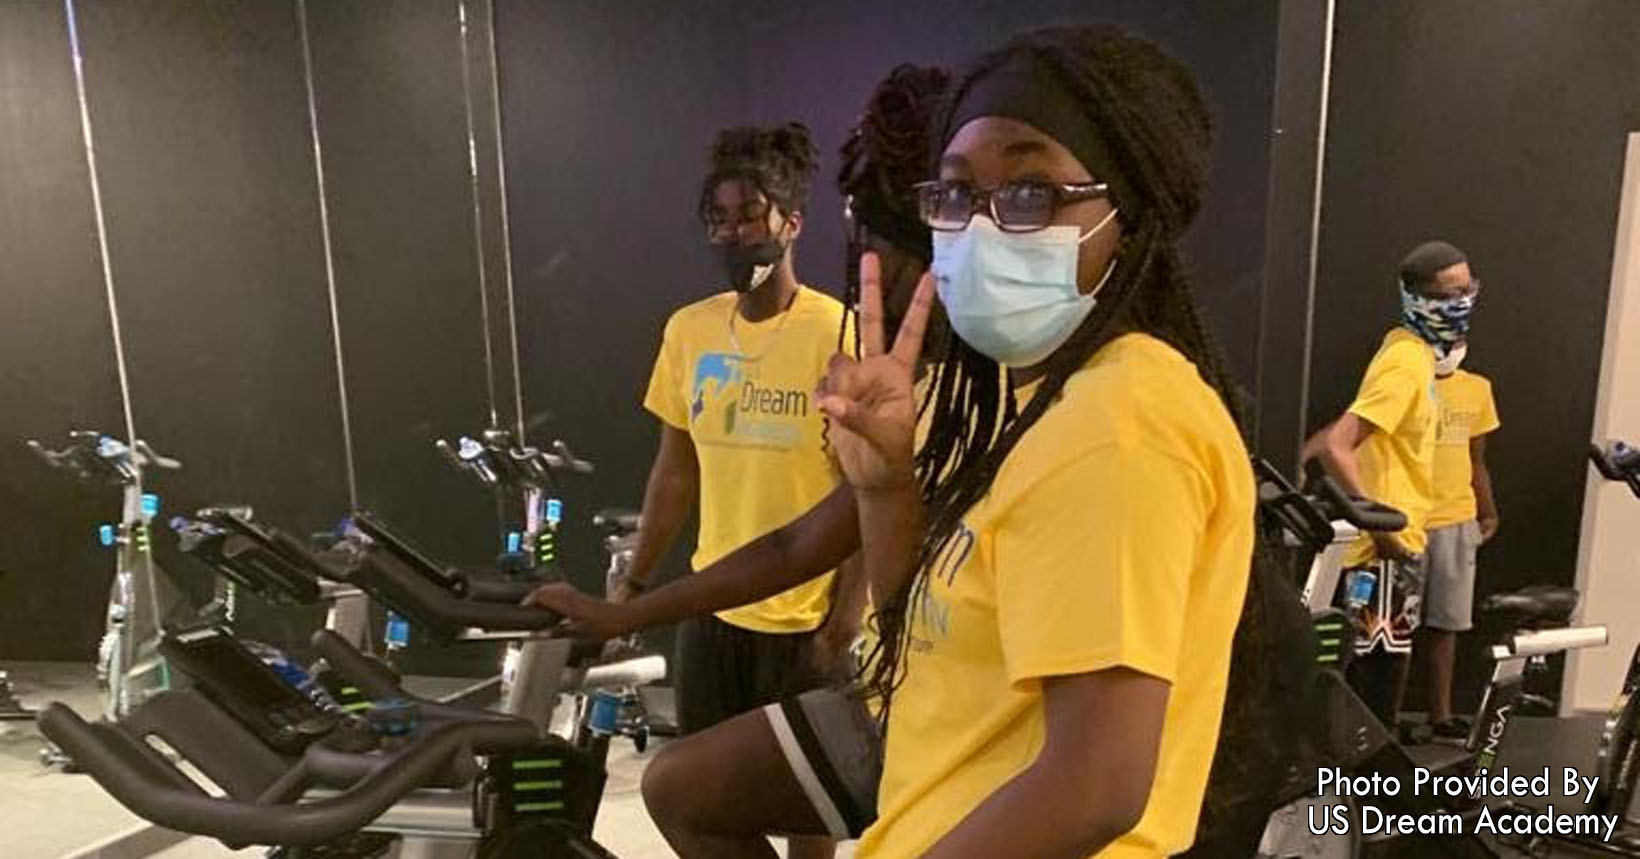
{"left": 704, "top": 200, "right": 777, "bottom": 241}
{"left": 914, "top": 179, "right": 1109, "bottom": 233}
{"left": 1418, "top": 279, "right": 1481, "bottom": 301}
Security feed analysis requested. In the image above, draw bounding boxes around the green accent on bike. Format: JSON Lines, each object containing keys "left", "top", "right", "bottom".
{"left": 515, "top": 801, "right": 565, "bottom": 812}
{"left": 512, "top": 759, "right": 563, "bottom": 770}
{"left": 514, "top": 780, "right": 563, "bottom": 791}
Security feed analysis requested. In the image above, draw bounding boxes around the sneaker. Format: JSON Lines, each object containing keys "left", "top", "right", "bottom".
{"left": 1431, "top": 717, "right": 1471, "bottom": 740}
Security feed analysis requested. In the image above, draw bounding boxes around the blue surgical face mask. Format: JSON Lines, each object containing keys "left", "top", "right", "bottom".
{"left": 932, "top": 209, "right": 1119, "bottom": 368}
{"left": 1401, "top": 284, "right": 1475, "bottom": 354}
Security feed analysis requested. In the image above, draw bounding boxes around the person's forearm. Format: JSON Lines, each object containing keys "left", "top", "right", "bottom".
{"left": 822, "top": 552, "right": 869, "bottom": 637}
{"left": 858, "top": 485, "right": 923, "bottom": 606}
{"left": 1299, "top": 425, "right": 1330, "bottom": 466}
{"left": 1474, "top": 463, "right": 1499, "bottom": 522}
{"left": 628, "top": 470, "right": 696, "bottom": 586}
{"left": 623, "top": 489, "right": 861, "bottom": 630}
{"left": 1319, "top": 432, "right": 1368, "bottom": 499}
{"left": 922, "top": 759, "right": 1135, "bottom": 859}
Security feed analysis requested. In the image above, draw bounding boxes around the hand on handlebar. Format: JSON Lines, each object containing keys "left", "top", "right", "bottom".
{"left": 1371, "top": 531, "right": 1415, "bottom": 562}
{"left": 521, "top": 582, "right": 636, "bottom": 641}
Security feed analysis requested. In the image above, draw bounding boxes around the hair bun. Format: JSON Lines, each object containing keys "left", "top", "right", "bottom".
{"left": 699, "top": 122, "right": 821, "bottom": 220}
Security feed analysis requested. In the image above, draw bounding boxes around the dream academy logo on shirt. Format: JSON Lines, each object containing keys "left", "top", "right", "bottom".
{"left": 1437, "top": 405, "right": 1475, "bottom": 445}
{"left": 910, "top": 523, "right": 974, "bottom": 653}
{"left": 691, "top": 353, "right": 744, "bottom": 424}
{"left": 689, "top": 352, "right": 810, "bottom": 447}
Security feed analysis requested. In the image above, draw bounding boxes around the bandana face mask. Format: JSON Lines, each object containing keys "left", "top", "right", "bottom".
{"left": 1401, "top": 284, "right": 1476, "bottom": 354}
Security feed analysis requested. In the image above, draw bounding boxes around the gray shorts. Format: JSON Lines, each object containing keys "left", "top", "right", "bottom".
{"left": 1422, "top": 521, "right": 1482, "bottom": 631}
{"left": 763, "top": 686, "right": 882, "bottom": 839}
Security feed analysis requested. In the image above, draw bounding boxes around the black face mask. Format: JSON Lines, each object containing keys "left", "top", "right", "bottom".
{"left": 719, "top": 238, "right": 785, "bottom": 293}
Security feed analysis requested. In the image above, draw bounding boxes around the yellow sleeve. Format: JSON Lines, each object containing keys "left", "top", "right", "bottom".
{"left": 643, "top": 315, "right": 688, "bottom": 429}
{"left": 1474, "top": 378, "right": 1501, "bottom": 436}
{"left": 1347, "top": 346, "right": 1422, "bottom": 433}
{"left": 993, "top": 444, "right": 1208, "bottom": 688}
{"left": 833, "top": 303, "right": 859, "bottom": 360}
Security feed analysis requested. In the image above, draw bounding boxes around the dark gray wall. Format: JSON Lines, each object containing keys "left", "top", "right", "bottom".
{"left": 77, "top": 0, "right": 350, "bottom": 648}
{"left": 305, "top": 0, "right": 502, "bottom": 559}
{"left": 0, "top": 0, "right": 511, "bottom": 661}
{"left": 1309, "top": 0, "right": 1640, "bottom": 706}
{"left": 1254, "top": 0, "right": 1335, "bottom": 475}
{"left": 0, "top": 0, "right": 127, "bottom": 660}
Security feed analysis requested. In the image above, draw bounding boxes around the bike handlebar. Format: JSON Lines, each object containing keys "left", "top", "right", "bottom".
{"left": 132, "top": 439, "right": 181, "bottom": 471}
{"left": 434, "top": 430, "right": 595, "bottom": 492}
{"left": 1307, "top": 470, "right": 1409, "bottom": 533}
{"left": 541, "top": 440, "right": 595, "bottom": 475}
{"left": 1254, "top": 458, "right": 1408, "bottom": 550}
{"left": 36, "top": 703, "right": 538, "bottom": 848}
{"left": 1591, "top": 440, "right": 1640, "bottom": 499}
{"left": 333, "top": 512, "right": 562, "bottom": 639}
{"left": 26, "top": 432, "right": 181, "bottom": 485}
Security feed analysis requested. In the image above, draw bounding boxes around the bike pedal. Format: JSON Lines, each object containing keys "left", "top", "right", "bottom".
{"left": 1518, "top": 693, "right": 1557, "bottom": 716}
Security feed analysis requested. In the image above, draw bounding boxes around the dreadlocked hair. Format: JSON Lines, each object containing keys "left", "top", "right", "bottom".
{"left": 697, "top": 123, "right": 820, "bottom": 223}
{"left": 857, "top": 25, "right": 1313, "bottom": 851}
{"left": 836, "top": 65, "right": 952, "bottom": 358}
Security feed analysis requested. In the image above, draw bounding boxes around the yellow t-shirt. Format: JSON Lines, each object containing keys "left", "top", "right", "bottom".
{"left": 1428, "top": 370, "right": 1500, "bottom": 528}
{"left": 858, "top": 334, "right": 1255, "bottom": 859}
{"left": 644, "top": 285, "right": 845, "bottom": 633}
{"left": 1343, "top": 328, "right": 1439, "bottom": 566}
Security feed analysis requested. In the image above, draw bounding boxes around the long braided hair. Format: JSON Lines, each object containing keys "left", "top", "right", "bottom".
{"left": 837, "top": 64, "right": 952, "bottom": 357}
{"left": 861, "top": 25, "right": 1308, "bottom": 843}
{"left": 822, "top": 66, "right": 951, "bottom": 456}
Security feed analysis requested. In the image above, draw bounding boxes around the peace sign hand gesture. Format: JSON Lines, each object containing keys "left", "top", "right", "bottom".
{"left": 817, "top": 253, "right": 936, "bottom": 493}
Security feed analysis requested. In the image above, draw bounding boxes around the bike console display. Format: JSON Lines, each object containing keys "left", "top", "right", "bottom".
{"left": 173, "top": 509, "right": 324, "bottom": 605}
{"left": 348, "top": 511, "right": 467, "bottom": 595}
{"left": 159, "top": 627, "right": 336, "bottom": 755}
{"left": 340, "top": 511, "right": 560, "bottom": 639}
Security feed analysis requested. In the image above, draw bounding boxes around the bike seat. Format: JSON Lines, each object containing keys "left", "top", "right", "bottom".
{"left": 594, "top": 508, "right": 642, "bottom": 537}
{"left": 1481, "top": 585, "right": 1579, "bottom": 625}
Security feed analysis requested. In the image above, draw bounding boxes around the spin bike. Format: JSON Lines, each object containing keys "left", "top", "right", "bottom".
{"left": 23, "top": 431, "right": 232, "bottom": 765}
{"left": 0, "top": 572, "right": 34, "bottom": 722}
{"left": 1254, "top": 463, "right": 1611, "bottom": 858}
{"left": 1501, "top": 439, "right": 1640, "bottom": 857}
{"left": 171, "top": 504, "right": 379, "bottom": 656}
{"left": 45, "top": 501, "right": 664, "bottom": 857}
{"left": 436, "top": 427, "right": 668, "bottom": 745}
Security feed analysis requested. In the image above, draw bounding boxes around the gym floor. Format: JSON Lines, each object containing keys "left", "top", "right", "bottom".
{"left": 0, "top": 662, "right": 857, "bottom": 859}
